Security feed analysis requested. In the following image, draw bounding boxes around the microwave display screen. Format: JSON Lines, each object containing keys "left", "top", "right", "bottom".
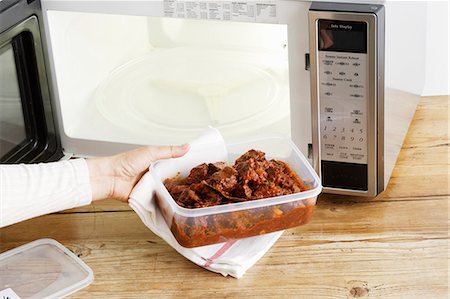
{"left": 0, "top": 45, "right": 27, "bottom": 157}
{"left": 318, "top": 20, "right": 367, "bottom": 53}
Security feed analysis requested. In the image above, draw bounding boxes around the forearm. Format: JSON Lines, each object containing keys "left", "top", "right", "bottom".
{"left": 0, "top": 144, "right": 188, "bottom": 228}
{"left": 0, "top": 159, "right": 92, "bottom": 228}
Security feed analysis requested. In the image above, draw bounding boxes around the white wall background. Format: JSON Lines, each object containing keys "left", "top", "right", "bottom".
{"left": 423, "top": 0, "right": 449, "bottom": 96}
{"left": 385, "top": 1, "right": 428, "bottom": 95}
{"left": 367, "top": 0, "right": 449, "bottom": 96}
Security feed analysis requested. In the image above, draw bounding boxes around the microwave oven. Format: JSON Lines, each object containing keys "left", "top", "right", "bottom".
{"left": 0, "top": 0, "right": 424, "bottom": 197}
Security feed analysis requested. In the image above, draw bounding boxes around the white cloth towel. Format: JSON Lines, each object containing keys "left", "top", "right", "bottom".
{"left": 129, "top": 127, "right": 283, "bottom": 278}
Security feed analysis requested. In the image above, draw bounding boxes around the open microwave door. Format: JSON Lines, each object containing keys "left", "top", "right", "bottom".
{"left": 41, "top": 0, "right": 313, "bottom": 158}
{"left": 0, "top": 0, "right": 63, "bottom": 163}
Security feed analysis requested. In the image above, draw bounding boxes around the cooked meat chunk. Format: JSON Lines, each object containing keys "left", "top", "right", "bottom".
{"left": 184, "top": 163, "right": 209, "bottom": 184}
{"left": 235, "top": 158, "right": 260, "bottom": 183}
{"left": 252, "top": 183, "right": 287, "bottom": 199}
{"left": 234, "top": 149, "right": 266, "bottom": 164}
{"left": 206, "top": 166, "right": 238, "bottom": 196}
{"left": 177, "top": 188, "right": 201, "bottom": 208}
{"left": 207, "top": 162, "right": 227, "bottom": 174}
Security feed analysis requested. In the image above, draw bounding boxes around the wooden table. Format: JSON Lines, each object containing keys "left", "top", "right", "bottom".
{"left": 1, "top": 96, "right": 449, "bottom": 298}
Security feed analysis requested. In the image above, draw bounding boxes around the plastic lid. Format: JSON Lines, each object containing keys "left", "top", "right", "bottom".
{"left": 0, "top": 239, "right": 93, "bottom": 299}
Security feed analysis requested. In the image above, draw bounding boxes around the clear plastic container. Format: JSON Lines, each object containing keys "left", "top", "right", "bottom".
{"left": 0, "top": 239, "right": 93, "bottom": 298}
{"left": 152, "top": 135, "right": 322, "bottom": 248}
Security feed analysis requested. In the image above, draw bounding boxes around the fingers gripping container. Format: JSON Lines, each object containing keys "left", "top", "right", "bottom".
{"left": 151, "top": 130, "right": 322, "bottom": 248}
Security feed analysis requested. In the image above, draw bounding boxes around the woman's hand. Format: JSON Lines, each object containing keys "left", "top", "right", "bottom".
{"left": 87, "top": 144, "right": 189, "bottom": 202}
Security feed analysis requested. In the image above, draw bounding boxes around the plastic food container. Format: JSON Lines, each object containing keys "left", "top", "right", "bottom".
{"left": 151, "top": 135, "right": 322, "bottom": 248}
{"left": 0, "top": 239, "right": 93, "bottom": 298}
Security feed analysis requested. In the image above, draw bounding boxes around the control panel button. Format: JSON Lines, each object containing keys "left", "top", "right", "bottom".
{"left": 339, "top": 152, "right": 348, "bottom": 159}
{"left": 350, "top": 153, "right": 364, "bottom": 161}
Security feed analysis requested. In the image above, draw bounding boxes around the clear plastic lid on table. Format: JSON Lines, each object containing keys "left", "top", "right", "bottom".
{"left": 0, "top": 239, "right": 93, "bottom": 299}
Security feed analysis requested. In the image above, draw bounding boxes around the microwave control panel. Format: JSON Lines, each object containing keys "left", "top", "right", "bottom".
{"left": 318, "top": 20, "right": 368, "bottom": 163}
{"left": 316, "top": 19, "right": 370, "bottom": 191}
{"left": 310, "top": 2, "right": 384, "bottom": 196}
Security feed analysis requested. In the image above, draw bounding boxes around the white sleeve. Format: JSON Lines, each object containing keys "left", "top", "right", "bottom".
{"left": 0, "top": 159, "right": 92, "bottom": 228}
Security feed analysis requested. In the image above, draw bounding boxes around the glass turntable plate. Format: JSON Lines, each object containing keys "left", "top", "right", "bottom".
{"left": 95, "top": 47, "right": 290, "bottom": 137}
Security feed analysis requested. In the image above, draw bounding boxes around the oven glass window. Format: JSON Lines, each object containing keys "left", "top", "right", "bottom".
{"left": 0, "top": 45, "right": 27, "bottom": 156}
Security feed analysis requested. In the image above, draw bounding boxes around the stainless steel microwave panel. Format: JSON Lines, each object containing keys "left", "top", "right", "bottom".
{"left": 309, "top": 3, "right": 385, "bottom": 197}
{"left": 40, "top": 0, "right": 314, "bottom": 158}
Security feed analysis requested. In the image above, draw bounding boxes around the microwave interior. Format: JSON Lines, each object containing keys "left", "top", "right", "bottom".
{"left": 46, "top": 11, "right": 295, "bottom": 153}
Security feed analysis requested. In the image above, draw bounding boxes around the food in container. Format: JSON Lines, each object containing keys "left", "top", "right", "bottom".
{"left": 152, "top": 135, "right": 322, "bottom": 248}
{"left": 164, "top": 149, "right": 309, "bottom": 208}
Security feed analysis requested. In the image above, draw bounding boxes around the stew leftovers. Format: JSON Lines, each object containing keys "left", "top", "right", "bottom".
{"left": 164, "top": 149, "right": 309, "bottom": 208}
{"left": 157, "top": 149, "right": 315, "bottom": 248}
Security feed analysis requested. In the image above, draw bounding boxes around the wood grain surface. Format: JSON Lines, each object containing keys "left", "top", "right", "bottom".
{"left": 1, "top": 96, "right": 448, "bottom": 298}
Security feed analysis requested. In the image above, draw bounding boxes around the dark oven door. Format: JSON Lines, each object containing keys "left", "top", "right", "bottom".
{"left": 0, "top": 0, "right": 62, "bottom": 163}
